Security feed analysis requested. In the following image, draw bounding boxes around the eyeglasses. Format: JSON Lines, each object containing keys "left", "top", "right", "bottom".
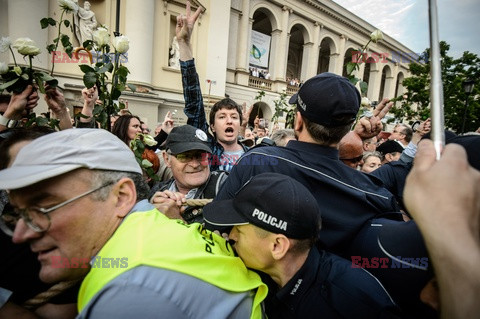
{"left": 168, "top": 151, "right": 207, "bottom": 163}
{"left": 340, "top": 154, "right": 363, "bottom": 164}
{"left": 0, "top": 182, "right": 113, "bottom": 236}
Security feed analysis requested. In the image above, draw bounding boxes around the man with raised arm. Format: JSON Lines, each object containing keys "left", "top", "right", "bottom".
{"left": 176, "top": 2, "right": 249, "bottom": 172}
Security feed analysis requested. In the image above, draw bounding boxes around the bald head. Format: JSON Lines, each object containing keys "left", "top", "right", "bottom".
{"left": 338, "top": 131, "right": 364, "bottom": 169}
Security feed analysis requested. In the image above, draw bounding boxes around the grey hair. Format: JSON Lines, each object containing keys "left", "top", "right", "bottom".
{"left": 362, "top": 151, "right": 383, "bottom": 163}
{"left": 270, "top": 129, "right": 295, "bottom": 147}
{"left": 89, "top": 170, "right": 150, "bottom": 201}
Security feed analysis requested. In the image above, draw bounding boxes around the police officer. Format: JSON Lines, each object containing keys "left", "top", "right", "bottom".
{"left": 204, "top": 173, "right": 400, "bottom": 318}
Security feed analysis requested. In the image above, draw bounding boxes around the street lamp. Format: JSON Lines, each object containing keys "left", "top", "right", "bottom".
{"left": 460, "top": 79, "right": 475, "bottom": 134}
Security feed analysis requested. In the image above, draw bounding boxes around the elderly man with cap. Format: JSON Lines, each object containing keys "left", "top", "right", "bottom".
{"left": 204, "top": 173, "right": 400, "bottom": 318}
{"left": 0, "top": 128, "right": 267, "bottom": 318}
{"left": 213, "top": 72, "right": 399, "bottom": 256}
{"left": 149, "top": 124, "right": 228, "bottom": 223}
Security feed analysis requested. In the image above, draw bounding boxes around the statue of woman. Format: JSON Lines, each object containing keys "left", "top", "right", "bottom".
{"left": 168, "top": 36, "right": 180, "bottom": 69}
{"left": 74, "top": 1, "right": 98, "bottom": 46}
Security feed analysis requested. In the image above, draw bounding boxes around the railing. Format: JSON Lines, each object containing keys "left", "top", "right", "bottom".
{"left": 286, "top": 84, "right": 300, "bottom": 95}
{"left": 248, "top": 76, "right": 273, "bottom": 91}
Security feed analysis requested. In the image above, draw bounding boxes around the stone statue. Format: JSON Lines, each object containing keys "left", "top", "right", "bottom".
{"left": 74, "top": 1, "right": 98, "bottom": 46}
{"left": 168, "top": 36, "right": 180, "bottom": 69}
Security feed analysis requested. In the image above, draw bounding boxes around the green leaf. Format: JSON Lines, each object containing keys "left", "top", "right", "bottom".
{"left": 111, "top": 87, "right": 122, "bottom": 100}
{"left": 0, "top": 78, "right": 19, "bottom": 90}
{"left": 359, "top": 81, "right": 368, "bottom": 95}
{"left": 46, "top": 44, "right": 56, "bottom": 53}
{"left": 83, "top": 72, "right": 97, "bottom": 88}
{"left": 40, "top": 18, "right": 49, "bottom": 29}
{"left": 65, "top": 46, "right": 73, "bottom": 58}
{"left": 97, "top": 63, "right": 113, "bottom": 74}
{"left": 64, "top": 20, "right": 70, "bottom": 27}
{"left": 35, "top": 116, "right": 49, "bottom": 127}
{"left": 34, "top": 73, "right": 45, "bottom": 94}
{"left": 346, "top": 62, "right": 356, "bottom": 75}
{"left": 82, "top": 40, "right": 93, "bottom": 49}
{"left": 348, "top": 76, "right": 360, "bottom": 86}
{"left": 116, "top": 65, "right": 129, "bottom": 78}
{"left": 127, "top": 83, "right": 136, "bottom": 92}
{"left": 48, "top": 18, "right": 56, "bottom": 26}
{"left": 79, "top": 65, "right": 95, "bottom": 73}
{"left": 60, "top": 35, "right": 71, "bottom": 48}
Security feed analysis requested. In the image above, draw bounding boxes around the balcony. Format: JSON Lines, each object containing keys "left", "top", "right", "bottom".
{"left": 248, "top": 76, "right": 273, "bottom": 91}
{"left": 286, "top": 84, "right": 300, "bottom": 95}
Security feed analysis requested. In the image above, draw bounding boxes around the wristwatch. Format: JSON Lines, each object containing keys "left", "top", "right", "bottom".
{"left": 0, "top": 114, "right": 20, "bottom": 128}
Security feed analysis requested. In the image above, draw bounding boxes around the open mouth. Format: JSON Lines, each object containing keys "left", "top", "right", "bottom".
{"left": 225, "top": 127, "right": 234, "bottom": 134}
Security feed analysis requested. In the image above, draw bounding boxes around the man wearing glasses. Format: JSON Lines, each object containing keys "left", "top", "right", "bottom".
{"left": 149, "top": 124, "right": 228, "bottom": 223}
{"left": 0, "top": 128, "right": 267, "bottom": 318}
{"left": 388, "top": 123, "right": 412, "bottom": 148}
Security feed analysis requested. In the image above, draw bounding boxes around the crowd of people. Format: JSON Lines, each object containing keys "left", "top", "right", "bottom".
{"left": 1, "top": 1, "right": 480, "bottom": 318}
{"left": 249, "top": 67, "right": 271, "bottom": 80}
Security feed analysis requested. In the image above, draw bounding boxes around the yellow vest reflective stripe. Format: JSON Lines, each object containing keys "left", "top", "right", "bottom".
{"left": 78, "top": 209, "right": 267, "bottom": 318}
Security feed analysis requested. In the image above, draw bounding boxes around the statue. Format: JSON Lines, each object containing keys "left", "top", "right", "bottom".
{"left": 74, "top": 1, "right": 98, "bottom": 46}
{"left": 168, "top": 36, "right": 180, "bottom": 69}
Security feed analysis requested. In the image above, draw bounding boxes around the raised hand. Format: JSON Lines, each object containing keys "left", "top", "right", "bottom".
{"left": 354, "top": 98, "right": 393, "bottom": 139}
{"left": 175, "top": 1, "right": 203, "bottom": 43}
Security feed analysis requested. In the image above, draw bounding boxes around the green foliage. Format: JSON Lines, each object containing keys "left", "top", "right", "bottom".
{"left": 272, "top": 91, "right": 296, "bottom": 128}
{"left": 390, "top": 41, "right": 480, "bottom": 133}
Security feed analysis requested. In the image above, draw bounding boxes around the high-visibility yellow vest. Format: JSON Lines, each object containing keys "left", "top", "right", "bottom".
{"left": 78, "top": 208, "right": 267, "bottom": 318}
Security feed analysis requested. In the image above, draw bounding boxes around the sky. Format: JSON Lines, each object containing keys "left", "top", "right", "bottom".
{"left": 332, "top": 0, "right": 480, "bottom": 58}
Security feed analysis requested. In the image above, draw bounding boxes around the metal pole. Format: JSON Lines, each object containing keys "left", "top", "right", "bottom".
{"left": 428, "top": 0, "right": 445, "bottom": 160}
{"left": 461, "top": 96, "right": 470, "bottom": 134}
{"left": 114, "top": 0, "right": 121, "bottom": 37}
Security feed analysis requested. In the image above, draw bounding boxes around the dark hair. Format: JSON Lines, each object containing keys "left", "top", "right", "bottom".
{"left": 208, "top": 98, "right": 243, "bottom": 126}
{"left": 111, "top": 114, "right": 141, "bottom": 145}
{"left": 303, "top": 116, "right": 352, "bottom": 145}
{"left": 0, "top": 127, "right": 55, "bottom": 169}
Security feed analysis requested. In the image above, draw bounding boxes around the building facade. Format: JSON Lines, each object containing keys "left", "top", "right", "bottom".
{"left": 1, "top": 0, "right": 414, "bottom": 129}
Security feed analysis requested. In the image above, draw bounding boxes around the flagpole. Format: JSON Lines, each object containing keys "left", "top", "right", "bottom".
{"left": 428, "top": 0, "right": 445, "bottom": 160}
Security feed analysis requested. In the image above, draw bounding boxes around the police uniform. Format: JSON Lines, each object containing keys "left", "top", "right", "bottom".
{"left": 263, "top": 247, "right": 399, "bottom": 319}
{"left": 215, "top": 140, "right": 399, "bottom": 255}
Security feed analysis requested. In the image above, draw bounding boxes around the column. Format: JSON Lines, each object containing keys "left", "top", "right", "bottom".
{"left": 367, "top": 69, "right": 381, "bottom": 102}
{"left": 269, "top": 29, "right": 282, "bottom": 80}
{"left": 301, "top": 42, "right": 314, "bottom": 80}
{"left": 124, "top": 0, "right": 155, "bottom": 85}
{"left": 272, "top": 6, "right": 290, "bottom": 81}
{"left": 334, "top": 34, "right": 346, "bottom": 75}
{"left": 387, "top": 63, "right": 399, "bottom": 98}
{"left": 235, "top": 0, "right": 250, "bottom": 72}
{"left": 305, "top": 22, "right": 320, "bottom": 79}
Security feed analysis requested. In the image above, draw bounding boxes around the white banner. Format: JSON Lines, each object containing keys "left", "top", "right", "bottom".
{"left": 249, "top": 30, "right": 271, "bottom": 68}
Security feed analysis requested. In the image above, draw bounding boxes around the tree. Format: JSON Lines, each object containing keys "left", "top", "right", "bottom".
{"left": 390, "top": 41, "right": 480, "bottom": 134}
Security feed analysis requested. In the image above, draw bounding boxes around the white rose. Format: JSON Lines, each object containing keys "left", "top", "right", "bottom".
{"left": 361, "top": 97, "right": 370, "bottom": 107}
{"left": 370, "top": 29, "right": 384, "bottom": 43}
{"left": 0, "top": 37, "right": 12, "bottom": 53}
{"left": 58, "top": 0, "right": 78, "bottom": 13}
{"left": 142, "top": 134, "right": 157, "bottom": 146}
{"left": 113, "top": 35, "right": 129, "bottom": 54}
{"left": 12, "top": 38, "right": 41, "bottom": 56}
{"left": 0, "top": 62, "right": 8, "bottom": 75}
{"left": 92, "top": 27, "right": 110, "bottom": 48}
